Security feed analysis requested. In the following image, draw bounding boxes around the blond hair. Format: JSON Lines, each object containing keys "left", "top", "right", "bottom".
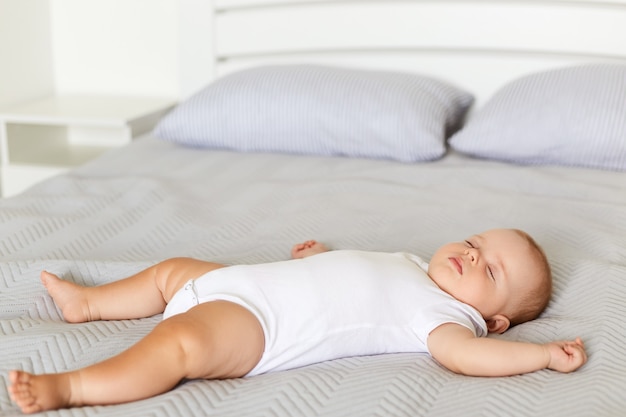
{"left": 508, "top": 229, "right": 553, "bottom": 327}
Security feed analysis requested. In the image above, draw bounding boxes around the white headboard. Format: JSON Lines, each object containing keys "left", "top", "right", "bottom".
{"left": 196, "top": 0, "right": 626, "bottom": 107}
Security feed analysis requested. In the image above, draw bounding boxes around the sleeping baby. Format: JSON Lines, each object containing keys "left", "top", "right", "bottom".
{"left": 8, "top": 228, "right": 586, "bottom": 413}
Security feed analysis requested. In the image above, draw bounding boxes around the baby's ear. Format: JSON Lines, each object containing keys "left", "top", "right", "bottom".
{"left": 486, "top": 315, "right": 510, "bottom": 334}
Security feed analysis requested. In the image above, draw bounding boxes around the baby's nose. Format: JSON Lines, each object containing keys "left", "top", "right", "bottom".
{"left": 465, "top": 249, "right": 478, "bottom": 264}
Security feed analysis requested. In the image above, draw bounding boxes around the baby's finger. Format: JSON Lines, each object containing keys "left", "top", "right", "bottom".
{"left": 290, "top": 243, "right": 305, "bottom": 256}
{"left": 563, "top": 342, "right": 578, "bottom": 354}
{"left": 567, "top": 343, "right": 587, "bottom": 365}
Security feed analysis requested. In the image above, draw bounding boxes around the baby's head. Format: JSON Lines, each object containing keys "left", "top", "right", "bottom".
{"left": 428, "top": 228, "right": 552, "bottom": 333}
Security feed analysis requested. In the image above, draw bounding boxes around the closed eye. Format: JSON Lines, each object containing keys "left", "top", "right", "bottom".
{"left": 465, "top": 240, "right": 474, "bottom": 248}
{"left": 487, "top": 266, "right": 495, "bottom": 280}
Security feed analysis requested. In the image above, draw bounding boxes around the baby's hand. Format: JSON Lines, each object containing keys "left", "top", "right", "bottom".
{"left": 291, "top": 240, "right": 330, "bottom": 259}
{"left": 544, "top": 337, "right": 587, "bottom": 373}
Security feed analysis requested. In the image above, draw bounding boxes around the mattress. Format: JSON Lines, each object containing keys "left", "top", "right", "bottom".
{"left": 1, "top": 134, "right": 625, "bottom": 416}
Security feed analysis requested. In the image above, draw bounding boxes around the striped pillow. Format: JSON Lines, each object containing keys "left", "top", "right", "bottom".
{"left": 449, "top": 64, "right": 626, "bottom": 171}
{"left": 154, "top": 65, "right": 473, "bottom": 162}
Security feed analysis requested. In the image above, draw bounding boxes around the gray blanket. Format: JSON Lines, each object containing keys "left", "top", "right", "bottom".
{"left": 1, "top": 136, "right": 625, "bottom": 416}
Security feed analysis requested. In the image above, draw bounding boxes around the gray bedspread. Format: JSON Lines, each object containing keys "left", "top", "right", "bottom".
{"left": 1, "top": 135, "right": 625, "bottom": 416}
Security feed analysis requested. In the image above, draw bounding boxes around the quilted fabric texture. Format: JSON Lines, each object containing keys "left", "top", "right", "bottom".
{"left": 1, "top": 137, "right": 626, "bottom": 416}
{"left": 154, "top": 65, "right": 474, "bottom": 162}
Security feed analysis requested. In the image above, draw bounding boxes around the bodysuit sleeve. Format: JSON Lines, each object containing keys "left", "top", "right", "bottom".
{"left": 421, "top": 301, "right": 488, "bottom": 354}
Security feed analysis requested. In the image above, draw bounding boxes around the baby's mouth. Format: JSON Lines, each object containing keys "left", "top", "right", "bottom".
{"left": 449, "top": 257, "right": 463, "bottom": 275}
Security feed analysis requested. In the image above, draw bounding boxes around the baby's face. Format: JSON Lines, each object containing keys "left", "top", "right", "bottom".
{"left": 428, "top": 229, "right": 541, "bottom": 322}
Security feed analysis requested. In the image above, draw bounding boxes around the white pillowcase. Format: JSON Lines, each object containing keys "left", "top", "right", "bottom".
{"left": 154, "top": 65, "right": 474, "bottom": 162}
{"left": 449, "top": 64, "right": 626, "bottom": 171}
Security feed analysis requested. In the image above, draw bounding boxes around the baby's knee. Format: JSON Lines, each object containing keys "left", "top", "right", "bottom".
{"left": 158, "top": 315, "right": 206, "bottom": 348}
{"left": 155, "top": 316, "right": 215, "bottom": 374}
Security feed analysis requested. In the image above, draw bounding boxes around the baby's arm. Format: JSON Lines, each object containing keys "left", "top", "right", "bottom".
{"left": 427, "top": 323, "right": 587, "bottom": 377}
{"left": 291, "top": 240, "right": 330, "bottom": 259}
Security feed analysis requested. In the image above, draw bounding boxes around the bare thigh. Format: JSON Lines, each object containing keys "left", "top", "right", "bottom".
{"left": 170, "top": 300, "right": 265, "bottom": 380}
{"left": 156, "top": 259, "right": 227, "bottom": 303}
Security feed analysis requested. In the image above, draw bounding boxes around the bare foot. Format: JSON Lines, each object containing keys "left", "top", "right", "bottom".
{"left": 291, "top": 240, "right": 330, "bottom": 259}
{"left": 41, "top": 271, "right": 94, "bottom": 323}
{"left": 9, "top": 370, "right": 74, "bottom": 414}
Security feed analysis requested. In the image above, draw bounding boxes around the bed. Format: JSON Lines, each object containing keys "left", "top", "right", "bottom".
{"left": 2, "top": 1, "right": 626, "bottom": 416}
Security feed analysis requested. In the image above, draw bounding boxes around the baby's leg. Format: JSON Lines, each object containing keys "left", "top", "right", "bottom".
{"left": 43, "top": 257, "right": 225, "bottom": 322}
{"left": 9, "top": 300, "right": 264, "bottom": 413}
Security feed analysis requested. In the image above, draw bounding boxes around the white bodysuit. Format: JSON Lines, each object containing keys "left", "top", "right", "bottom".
{"left": 163, "top": 250, "right": 487, "bottom": 376}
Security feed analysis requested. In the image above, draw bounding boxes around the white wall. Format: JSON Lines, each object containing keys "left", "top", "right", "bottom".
{"left": 50, "top": 0, "right": 180, "bottom": 97}
{"left": 175, "top": 0, "right": 215, "bottom": 99}
{"left": 0, "top": 0, "right": 55, "bottom": 107}
{"left": 0, "top": 0, "right": 212, "bottom": 106}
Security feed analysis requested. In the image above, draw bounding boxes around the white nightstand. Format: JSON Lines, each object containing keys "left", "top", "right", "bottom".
{"left": 0, "top": 95, "right": 176, "bottom": 197}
